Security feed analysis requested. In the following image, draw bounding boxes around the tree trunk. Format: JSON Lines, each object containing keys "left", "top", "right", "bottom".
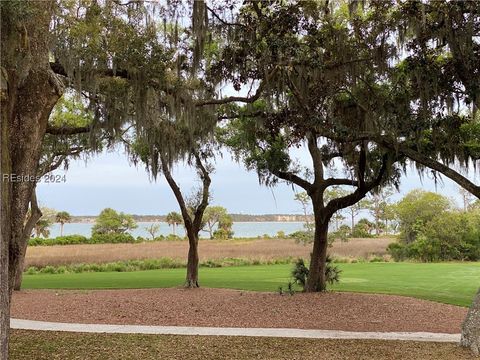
{"left": 461, "top": 288, "right": 480, "bottom": 356}
{"left": 13, "top": 250, "right": 26, "bottom": 291}
{"left": 60, "top": 223, "right": 64, "bottom": 237}
{"left": 185, "top": 231, "right": 200, "bottom": 288}
{"left": 351, "top": 211, "right": 354, "bottom": 231}
{"left": 161, "top": 153, "right": 210, "bottom": 289}
{"left": 8, "top": 70, "right": 62, "bottom": 294}
{"left": 1, "top": 87, "right": 12, "bottom": 360}
{"left": 14, "top": 188, "right": 41, "bottom": 291}
{"left": 305, "top": 210, "right": 330, "bottom": 292}
{"left": 1, "top": 3, "right": 61, "bottom": 357}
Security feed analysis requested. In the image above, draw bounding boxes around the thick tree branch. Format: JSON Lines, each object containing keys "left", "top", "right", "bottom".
{"left": 46, "top": 124, "right": 91, "bottom": 135}
{"left": 271, "top": 169, "right": 313, "bottom": 192}
{"left": 206, "top": 6, "right": 246, "bottom": 27}
{"left": 325, "top": 153, "right": 391, "bottom": 214}
{"left": 160, "top": 155, "right": 192, "bottom": 229}
{"left": 192, "top": 152, "right": 211, "bottom": 231}
{"left": 324, "top": 178, "right": 358, "bottom": 187}
{"left": 307, "top": 132, "right": 324, "bottom": 185}
{"left": 50, "top": 61, "right": 129, "bottom": 80}
{"left": 21, "top": 188, "right": 42, "bottom": 242}
{"left": 397, "top": 146, "right": 480, "bottom": 199}
{"left": 196, "top": 68, "right": 278, "bottom": 106}
{"left": 349, "top": 132, "right": 480, "bottom": 199}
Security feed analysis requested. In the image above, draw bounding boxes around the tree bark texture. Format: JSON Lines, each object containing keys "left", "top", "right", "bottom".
{"left": 461, "top": 289, "right": 480, "bottom": 356}
{"left": 1, "top": 2, "right": 62, "bottom": 358}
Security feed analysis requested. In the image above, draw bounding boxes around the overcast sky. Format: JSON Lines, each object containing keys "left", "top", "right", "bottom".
{"left": 36, "top": 144, "right": 474, "bottom": 216}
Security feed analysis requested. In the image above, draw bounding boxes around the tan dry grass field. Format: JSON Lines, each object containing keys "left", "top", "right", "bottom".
{"left": 25, "top": 237, "right": 393, "bottom": 267}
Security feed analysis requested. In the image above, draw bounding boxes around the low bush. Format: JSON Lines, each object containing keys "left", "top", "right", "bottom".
{"left": 388, "top": 211, "right": 480, "bottom": 262}
{"left": 29, "top": 235, "right": 88, "bottom": 246}
{"left": 213, "top": 229, "right": 234, "bottom": 239}
{"left": 24, "top": 257, "right": 297, "bottom": 274}
{"left": 90, "top": 233, "right": 136, "bottom": 244}
{"left": 28, "top": 233, "right": 165, "bottom": 246}
{"left": 291, "top": 256, "right": 341, "bottom": 291}
{"left": 289, "top": 230, "right": 314, "bottom": 245}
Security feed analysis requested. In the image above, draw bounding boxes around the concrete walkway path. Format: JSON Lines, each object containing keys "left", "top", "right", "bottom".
{"left": 11, "top": 318, "right": 460, "bottom": 343}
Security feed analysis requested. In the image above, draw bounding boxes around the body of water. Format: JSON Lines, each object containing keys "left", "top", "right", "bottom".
{"left": 48, "top": 221, "right": 306, "bottom": 239}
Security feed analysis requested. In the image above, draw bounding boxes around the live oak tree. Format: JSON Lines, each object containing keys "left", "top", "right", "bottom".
{"left": 92, "top": 208, "right": 137, "bottom": 235}
{"left": 0, "top": 1, "right": 213, "bottom": 355}
{"left": 218, "top": 0, "right": 404, "bottom": 292}
{"left": 132, "top": 121, "right": 215, "bottom": 288}
{"left": 213, "top": 0, "right": 479, "bottom": 350}
{"left": 1, "top": 3, "right": 64, "bottom": 353}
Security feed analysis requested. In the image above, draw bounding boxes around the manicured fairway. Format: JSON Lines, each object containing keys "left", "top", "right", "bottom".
{"left": 21, "top": 262, "right": 480, "bottom": 307}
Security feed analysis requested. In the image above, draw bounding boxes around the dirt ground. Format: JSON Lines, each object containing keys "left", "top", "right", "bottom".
{"left": 10, "top": 330, "right": 476, "bottom": 360}
{"left": 12, "top": 288, "right": 465, "bottom": 333}
{"left": 25, "top": 237, "right": 392, "bottom": 267}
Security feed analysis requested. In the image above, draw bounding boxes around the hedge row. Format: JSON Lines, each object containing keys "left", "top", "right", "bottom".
{"left": 28, "top": 233, "right": 182, "bottom": 246}
{"left": 25, "top": 257, "right": 296, "bottom": 274}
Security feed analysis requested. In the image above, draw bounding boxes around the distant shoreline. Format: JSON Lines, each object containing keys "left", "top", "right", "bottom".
{"left": 71, "top": 214, "right": 312, "bottom": 224}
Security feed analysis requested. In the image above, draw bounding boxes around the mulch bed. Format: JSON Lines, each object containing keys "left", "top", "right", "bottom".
{"left": 11, "top": 288, "right": 467, "bottom": 333}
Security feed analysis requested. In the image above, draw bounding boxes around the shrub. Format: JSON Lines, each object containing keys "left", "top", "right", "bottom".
{"left": 24, "top": 257, "right": 297, "bottom": 275}
{"left": 165, "top": 234, "right": 183, "bottom": 241}
{"left": 387, "top": 242, "right": 409, "bottom": 261}
{"left": 289, "top": 230, "right": 314, "bottom": 245}
{"left": 351, "top": 219, "right": 375, "bottom": 238}
{"left": 28, "top": 233, "right": 146, "bottom": 246}
{"left": 90, "top": 233, "right": 136, "bottom": 244}
{"left": 291, "top": 256, "right": 341, "bottom": 291}
{"left": 388, "top": 210, "right": 480, "bottom": 262}
{"left": 291, "top": 258, "right": 309, "bottom": 289}
{"left": 328, "top": 225, "right": 351, "bottom": 242}
{"left": 213, "top": 228, "right": 234, "bottom": 240}
{"left": 29, "top": 235, "right": 88, "bottom": 246}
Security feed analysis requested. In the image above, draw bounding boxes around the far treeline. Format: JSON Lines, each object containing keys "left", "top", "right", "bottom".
{"left": 70, "top": 214, "right": 313, "bottom": 223}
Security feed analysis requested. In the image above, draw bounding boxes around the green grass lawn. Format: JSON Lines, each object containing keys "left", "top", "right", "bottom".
{"left": 21, "top": 262, "right": 480, "bottom": 307}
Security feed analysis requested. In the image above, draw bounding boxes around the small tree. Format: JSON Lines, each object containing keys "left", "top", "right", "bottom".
{"left": 459, "top": 186, "right": 475, "bottom": 213}
{"left": 395, "top": 190, "right": 451, "bottom": 244}
{"left": 91, "top": 208, "right": 137, "bottom": 235}
{"left": 367, "top": 187, "right": 394, "bottom": 236}
{"left": 55, "top": 211, "right": 71, "bottom": 237}
{"left": 352, "top": 218, "right": 375, "bottom": 238}
{"left": 213, "top": 213, "right": 234, "bottom": 239}
{"left": 145, "top": 223, "right": 160, "bottom": 240}
{"left": 380, "top": 203, "right": 397, "bottom": 235}
{"left": 202, "top": 206, "right": 231, "bottom": 239}
{"left": 324, "top": 187, "right": 348, "bottom": 231}
{"left": 294, "top": 192, "right": 313, "bottom": 232}
{"left": 34, "top": 219, "right": 51, "bottom": 239}
{"left": 33, "top": 207, "right": 56, "bottom": 238}
{"left": 166, "top": 212, "right": 183, "bottom": 236}
{"left": 346, "top": 200, "right": 370, "bottom": 234}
